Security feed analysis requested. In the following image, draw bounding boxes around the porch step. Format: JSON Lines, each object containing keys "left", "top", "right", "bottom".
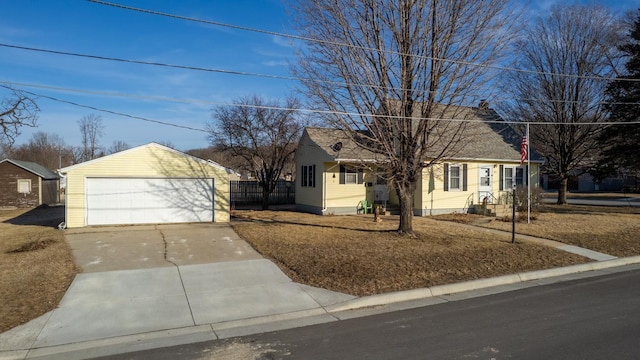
{"left": 471, "top": 203, "right": 510, "bottom": 218}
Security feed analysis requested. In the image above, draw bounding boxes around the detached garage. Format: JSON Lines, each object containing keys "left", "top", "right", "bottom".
{"left": 60, "top": 143, "right": 231, "bottom": 228}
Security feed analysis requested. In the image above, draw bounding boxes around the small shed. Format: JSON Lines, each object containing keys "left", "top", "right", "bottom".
{"left": 59, "top": 143, "right": 231, "bottom": 228}
{"left": 0, "top": 159, "right": 60, "bottom": 208}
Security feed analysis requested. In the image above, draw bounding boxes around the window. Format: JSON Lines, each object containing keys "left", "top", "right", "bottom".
{"left": 17, "top": 179, "right": 31, "bottom": 194}
{"left": 444, "top": 163, "right": 467, "bottom": 191}
{"left": 501, "top": 165, "right": 527, "bottom": 190}
{"left": 339, "top": 165, "right": 363, "bottom": 184}
{"left": 449, "top": 164, "right": 461, "bottom": 190}
{"left": 515, "top": 167, "right": 526, "bottom": 186}
{"left": 301, "top": 165, "right": 315, "bottom": 187}
{"left": 504, "top": 167, "right": 514, "bottom": 190}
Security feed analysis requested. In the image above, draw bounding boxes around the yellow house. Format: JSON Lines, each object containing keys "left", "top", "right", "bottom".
{"left": 295, "top": 106, "right": 542, "bottom": 216}
{"left": 60, "top": 143, "right": 231, "bottom": 228}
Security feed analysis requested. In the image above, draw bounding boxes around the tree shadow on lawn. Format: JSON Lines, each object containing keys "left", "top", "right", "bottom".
{"left": 3, "top": 205, "right": 65, "bottom": 228}
{"left": 232, "top": 209, "right": 399, "bottom": 234}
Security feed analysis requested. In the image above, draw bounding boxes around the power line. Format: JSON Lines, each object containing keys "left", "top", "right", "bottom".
{"left": 87, "top": 0, "right": 639, "bottom": 83}
{"left": 0, "top": 43, "right": 640, "bottom": 109}
{"left": 0, "top": 43, "right": 299, "bottom": 82}
{"left": 4, "top": 79, "right": 639, "bottom": 114}
{"left": 4, "top": 80, "right": 640, "bottom": 126}
{"left": 0, "top": 84, "right": 208, "bottom": 133}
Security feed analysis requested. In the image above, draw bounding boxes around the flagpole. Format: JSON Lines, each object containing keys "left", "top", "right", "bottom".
{"left": 527, "top": 123, "right": 531, "bottom": 224}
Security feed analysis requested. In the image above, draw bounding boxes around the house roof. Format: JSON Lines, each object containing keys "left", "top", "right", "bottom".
{"left": 0, "top": 159, "right": 59, "bottom": 179}
{"left": 303, "top": 105, "right": 543, "bottom": 163}
{"left": 59, "top": 142, "right": 231, "bottom": 173}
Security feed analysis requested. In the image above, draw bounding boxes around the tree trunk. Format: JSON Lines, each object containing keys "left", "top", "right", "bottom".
{"left": 261, "top": 187, "right": 270, "bottom": 210}
{"left": 557, "top": 177, "right": 568, "bottom": 205}
{"left": 396, "top": 181, "right": 415, "bottom": 235}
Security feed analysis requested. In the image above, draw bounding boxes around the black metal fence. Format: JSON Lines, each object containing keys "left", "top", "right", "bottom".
{"left": 230, "top": 180, "right": 295, "bottom": 205}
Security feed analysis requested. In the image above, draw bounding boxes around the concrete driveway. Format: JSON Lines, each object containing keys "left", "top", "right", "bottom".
{"left": 1, "top": 223, "right": 353, "bottom": 353}
{"left": 66, "top": 223, "right": 263, "bottom": 272}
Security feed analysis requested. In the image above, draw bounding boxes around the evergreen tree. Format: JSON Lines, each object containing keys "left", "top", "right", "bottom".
{"left": 599, "top": 10, "right": 640, "bottom": 180}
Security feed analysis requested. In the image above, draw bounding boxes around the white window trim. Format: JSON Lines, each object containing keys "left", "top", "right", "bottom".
{"left": 344, "top": 167, "right": 358, "bottom": 184}
{"left": 449, "top": 164, "right": 462, "bottom": 191}
{"left": 503, "top": 165, "right": 526, "bottom": 189}
{"left": 17, "top": 179, "right": 31, "bottom": 194}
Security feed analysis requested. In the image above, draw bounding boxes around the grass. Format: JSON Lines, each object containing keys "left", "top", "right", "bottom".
{"left": 475, "top": 205, "right": 640, "bottom": 258}
{"left": 232, "top": 211, "right": 591, "bottom": 296}
{"left": 1, "top": 201, "right": 637, "bottom": 332}
{"left": 0, "top": 208, "right": 78, "bottom": 333}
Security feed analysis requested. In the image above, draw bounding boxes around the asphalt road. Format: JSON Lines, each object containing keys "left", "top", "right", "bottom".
{"left": 99, "top": 267, "right": 640, "bottom": 360}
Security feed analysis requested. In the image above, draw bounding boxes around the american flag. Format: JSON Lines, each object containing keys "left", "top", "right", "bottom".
{"left": 520, "top": 136, "right": 528, "bottom": 164}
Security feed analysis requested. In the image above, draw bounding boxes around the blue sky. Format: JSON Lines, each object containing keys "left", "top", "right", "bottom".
{"left": 1, "top": 0, "right": 639, "bottom": 152}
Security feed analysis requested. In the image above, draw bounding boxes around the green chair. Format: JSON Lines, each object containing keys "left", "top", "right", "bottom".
{"left": 357, "top": 200, "right": 373, "bottom": 214}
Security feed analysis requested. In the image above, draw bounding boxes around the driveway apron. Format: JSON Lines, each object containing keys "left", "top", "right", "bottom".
{"left": 29, "top": 224, "right": 337, "bottom": 348}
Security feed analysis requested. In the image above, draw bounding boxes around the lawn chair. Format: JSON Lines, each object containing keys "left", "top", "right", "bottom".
{"left": 357, "top": 200, "right": 373, "bottom": 214}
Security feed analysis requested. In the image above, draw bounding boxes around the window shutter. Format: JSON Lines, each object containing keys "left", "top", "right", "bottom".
{"left": 339, "top": 165, "right": 345, "bottom": 184}
{"left": 357, "top": 169, "right": 364, "bottom": 184}
{"left": 525, "top": 165, "right": 528, "bottom": 186}
{"left": 301, "top": 165, "right": 305, "bottom": 187}
{"left": 444, "top": 163, "right": 449, "bottom": 192}
{"left": 462, "top": 164, "right": 468, "bottom": 191}
{"left": 499, "top": 165, "right": 504, "bottom": 191}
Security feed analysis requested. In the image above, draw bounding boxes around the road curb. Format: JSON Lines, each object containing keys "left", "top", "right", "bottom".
{"left": 3, "top": 257, "right": 640, "bottom": 360}
{"left": 327, "top": 257, "right": 640, "bottom": 313}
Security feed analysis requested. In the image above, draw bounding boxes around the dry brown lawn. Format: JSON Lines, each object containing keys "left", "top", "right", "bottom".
{"left": 232, "top": 210, "right": 590, "bottom": 296}
{"left": 0, "top": 208, "right": 78, "bottom": 333}
{"left": 2, "top": 201, "right": 636, "bottom": 333}
{"left": 473, "top": 205, "right": 640, "bottom": 258}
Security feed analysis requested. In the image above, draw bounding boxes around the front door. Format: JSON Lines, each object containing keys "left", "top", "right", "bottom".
{"left": 478, "top": 166, "right": 492, "bottom": 203}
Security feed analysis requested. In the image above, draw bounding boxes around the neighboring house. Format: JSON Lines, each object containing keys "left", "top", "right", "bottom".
{"left": 0, "top": 159, "right": 60, "bottom": 208}
{"left": 59, "top": 142, "right": 231, "bottom": 228}
{"left": 295, "top": 104, "right": 543, "bottom": 216}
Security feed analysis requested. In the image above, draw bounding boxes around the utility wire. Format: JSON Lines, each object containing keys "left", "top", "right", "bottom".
{"left": 87, "top": 0, "right": 639, "bottom": 83}
{"left": 5, "top": 81, "right": 640, "bottom": 126}
{"left": 2, "top": 44, "right": 636, "bottom": 107}
{"left": 4, "top": 79, "right": 640, "bottom": 117}
{"left": 0, "top": 84, "right": 208, "bottom": 132}
{"left": 0, "top": 43, "right": 298, "bottom": 82}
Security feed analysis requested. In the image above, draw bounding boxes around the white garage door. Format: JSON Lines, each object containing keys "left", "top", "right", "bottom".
{"left": 86, "top": 178, "right": 214, "bottom": 226}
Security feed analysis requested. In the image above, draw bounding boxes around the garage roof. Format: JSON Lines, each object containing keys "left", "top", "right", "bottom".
{"left": 59, "top": 142, "right": 232, "bottom": 174}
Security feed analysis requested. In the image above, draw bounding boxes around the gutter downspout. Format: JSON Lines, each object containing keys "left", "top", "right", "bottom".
{"left": 322, "top": 163, "right": 340, "bottom": 213}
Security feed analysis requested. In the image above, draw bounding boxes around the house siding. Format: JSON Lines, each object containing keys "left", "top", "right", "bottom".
{"left": 416, "top": 161, "right": 540, "bottom": 216}
{"left": 63, "top": 144, "right": 230, "bottom": 228}
{"left": 323, "top": 163, "right": 370, "bottom": 214}
{"left": 294, "top": 131, "right": 328, "bottom": 213}
{"left": 0, "top": 162, "right": 41, "bottom": 207}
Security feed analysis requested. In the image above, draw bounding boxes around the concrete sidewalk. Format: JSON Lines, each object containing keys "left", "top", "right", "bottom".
{"left": 2, "top": 222, "right": 640, "bottom": 360}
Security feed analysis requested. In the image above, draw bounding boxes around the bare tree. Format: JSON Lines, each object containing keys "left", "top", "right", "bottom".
{"left": 291, "top": 0, "right": 518, "bottom": 234}
{"left": 208, "top": 95, "right": 302, "bottom": 210}
{"left": 500, "top": 4, "right": 623, "bottom": 204}
{"left": 0, "top": 88, "right": 39, "bottom": 145}
{"left": 107, "top": 140, "right": 130, "bottom": 154}
{"left": 187, "top": 145, "right": 247, "bottom": 175}
{"left": 10, "top": 131, "right": 75, "bottom": 169}
{"left": 156, "top": 140, "right": 176, "bottom": 149}
{"left": 77, "top": 114, "right": 104, "bottom": 161}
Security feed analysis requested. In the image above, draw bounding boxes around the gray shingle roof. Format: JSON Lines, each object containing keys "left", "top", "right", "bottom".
{"left": 1, "top": 159, "right": 59, "bottom": 179}
{"left": 303, "top": 105, "right": 543, "bottom": 163}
